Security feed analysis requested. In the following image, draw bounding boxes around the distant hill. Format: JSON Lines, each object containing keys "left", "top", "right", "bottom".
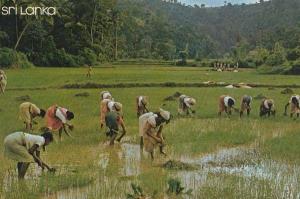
{"left": 118, "top": 0, "right": 300, "bottom": 58}
{"left": 0, "top": 0, "right": 300, "bottom": 67}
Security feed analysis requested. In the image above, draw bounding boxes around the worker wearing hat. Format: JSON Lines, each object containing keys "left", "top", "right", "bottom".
{"left": 140, "top": 108, "right": 171, "bottom": 160}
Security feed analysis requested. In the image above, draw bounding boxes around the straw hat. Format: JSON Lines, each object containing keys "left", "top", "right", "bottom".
{"left": 159, "top": 108, "right": 170, "bottom": 121}
{"left": 141, "top": 97, "right": 148, "bottom": 105}
{"left": 188, "top": 98, "right": 196, "bottom": 105}
{"left": 114, "top": 102, "right": 123, "bottom": 111}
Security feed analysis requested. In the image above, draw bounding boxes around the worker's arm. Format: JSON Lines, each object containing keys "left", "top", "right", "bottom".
{"left": 156, "top": 126, "right": 164, "bottom": 142}
{"left": 144, "top": 105, "right": 149, "bottom": 113}
{"left": 63, "top": 124, "right": 73, "bottom": 138}
{"left": 145, "top": 123, "right": 162, "bottom": 143}
{"left": 28, "top": 145, "right": 54, "bottom": 171}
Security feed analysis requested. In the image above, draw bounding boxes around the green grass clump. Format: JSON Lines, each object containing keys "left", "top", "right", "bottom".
{"left": 263, "top": 132, "right": 300, "bottom": 164}
{"left": 38, "top": 173, "right": 94, "bottom": 193}
{"left": 198, "top": 174, "right": 277, "bottom": 199}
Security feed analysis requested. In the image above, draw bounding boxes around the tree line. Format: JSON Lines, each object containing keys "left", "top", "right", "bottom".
{"left": 0, "top": 0, "right": 300, "bottom": 74}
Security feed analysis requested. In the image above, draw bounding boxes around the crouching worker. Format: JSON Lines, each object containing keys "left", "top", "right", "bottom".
{"left": 100, "top": 99, "right": 122, "bottom": 128}
{"left": 178, "top": 95, "right": 196, "bottom": 115}
{"left": 218, "top": 95, "right": 237, "bottom": 116}
{"left": 284, "top": 95, "right": 300, "bottom": 118}
{"left": 45, "top": 105, "right": 74, "bottom": 140}
{"left": 105, "top": 111, "right": 126, "bottom": 145}
{"left": 260, "top": 98, "right": 275, "bottom": 117}
{"left": 141, "top": 109, "right": 171, "bottom": 160}
{"left": 240, "top": 95, "right": 252, "bottom": 117}
{"left": 19, "top": 102, "right": 46, "bottom": 131}
{"left": 0, "top": 70, "right": 7, "bottom": 94}
{"left": 136, "top": 96, "right": 149, "bottom": 117}
{"left": 4, "top": 131, "right": 55, "bottom": 179}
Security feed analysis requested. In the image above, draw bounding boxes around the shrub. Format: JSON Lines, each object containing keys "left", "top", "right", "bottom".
{"left": 246, "top": 47, "right": 269, "bottom": 66}
{"left": 0, "top": 48, "right": 33, "bottom": 68}
{"left": 265, "top": 54, "right": 286, "bottom": 66}
{"left": 265, "top": 42, "right": 286, "bottom": 66}
{"left": 79, "top": 48, "right": 97, "bottom": 66}
{"left": 286, "top": 47, "right": 300, "bottom": 61}
{"left": 258, "top": 62, "right": 291, "bottom": 74}
{"left": 199, "top": 59, "right": 215, "bottom": 67}
{"left": 284, "top": 60, "right": 300, "bottom": 75}
{"left": 51, "top": 49, "right": 78, "bottom": 67}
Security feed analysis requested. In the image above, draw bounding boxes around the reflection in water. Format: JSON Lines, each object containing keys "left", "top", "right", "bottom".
{"left": 98, "top": 153, "right": 109, "bottom": 169}
{"left": 170, "top": 147, "right": 300, "bottom": 198}
{"left": 118, "top": 143, "right": 141, "bottom": 177}
{"left": 3, "top": 144, "right": 300, "bottom": 198}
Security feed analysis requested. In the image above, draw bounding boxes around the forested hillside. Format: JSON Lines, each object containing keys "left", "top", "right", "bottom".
{"left": 0, "top": 0, "right": 300, "bottom": 72}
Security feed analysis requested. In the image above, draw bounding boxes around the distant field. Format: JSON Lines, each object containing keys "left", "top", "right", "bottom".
{"left": 4, "top": 65, "right": 300, "bottom": 89}
{"left": 0, "top": 66, "right": 300, "bottom": 198}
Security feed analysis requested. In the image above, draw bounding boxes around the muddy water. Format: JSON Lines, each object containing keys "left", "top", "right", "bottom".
{"left": 118, "top": 143, "right": 142, "bottom": 176}
{"left": 173, "top": 147, "right": 300, "bottom": 198}
{"left": 3, "top": 144, "right": 300, "bottom": 198}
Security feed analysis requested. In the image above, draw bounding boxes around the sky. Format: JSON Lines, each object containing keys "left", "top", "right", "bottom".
{"left": 180, "top": 0, "right": 261, "bottom": 7}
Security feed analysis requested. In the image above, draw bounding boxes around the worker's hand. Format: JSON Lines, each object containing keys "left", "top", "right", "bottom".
{"left": 156, "top": 137, "right": 163, "bottom": 144}
{"left": 68, "top": 125, "right": 74, "bottom": 131}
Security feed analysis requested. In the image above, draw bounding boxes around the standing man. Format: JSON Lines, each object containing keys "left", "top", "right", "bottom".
{"left": 19, "top": 102, "right": 46, "bottom": 131}
{"left": 0, "top": 70, "right": 7, "bottom": 94}
{"left": 240, "top": 95, "right": 252, "bottom": 117}
{"left": 45, "top": 105, "right": 74, "bottom": 140}
{"left": 86, "top": 65, "right": 92, "bottom": 78}
{"left": 284, "top": 95, "right": 300, "bottom": 118}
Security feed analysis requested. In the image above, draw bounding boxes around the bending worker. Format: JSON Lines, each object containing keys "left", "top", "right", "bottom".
{"left": 19, "top": 102, "right": 46, "bottom": 131}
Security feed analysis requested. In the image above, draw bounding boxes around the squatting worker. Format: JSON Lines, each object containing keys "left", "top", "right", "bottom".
{"left": 0, "top": 70, "right": 7, "bottom": 94}
{"left": 140, "top": 109, "right": 171, "bottom": 160}
{"left": 19, "top": 102, "right": 46, "bottom": 131}
{"left": 240, "top": 95, "right": 252, "bottom": 117}
{"left": 178, "top": 94, "right": 196, "bottom": 115}
{"left": 105, "top": 111, "right": 126, "bottom": 145}
{"left": 100, "top": 99, "right": 122, "bottom": 128}
{"left": 284, "top": 95, "right": 300, "bottom": 118}
{"left": 218, "top": 95, "right": 237, "bottom": 116}
{"left": 260, "top": 98, "right": 275, "bottom": 117}
{"left": 4, "top": 131, "right": 55, "bottom": 179}
{"left": 136, "top": 96, "right": 149, "bottom": 117}
{"left": 45, "top": 105, "right": 74, "bottom": 140}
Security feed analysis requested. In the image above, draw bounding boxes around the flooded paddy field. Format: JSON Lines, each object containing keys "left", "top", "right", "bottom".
{"left": 1, "top": 68, "right": 300, "bottom": 198}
